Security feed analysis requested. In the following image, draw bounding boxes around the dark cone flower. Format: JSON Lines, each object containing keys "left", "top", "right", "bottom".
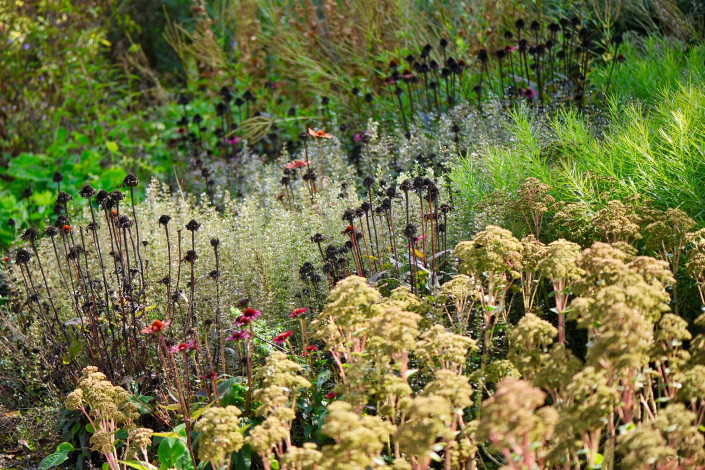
{"left": 52, "top": 171, "right": 64, "bottom": 184}
{"left": 16, "top": 248, "right": 31, "bottom": 264}
{"left": 403, "top": 223, "right": 417, "bottom": 239}
{"left": 44, "top": 226, "right": 58, "bottom": 238}
{"left": 186, "top": 219, "right": 201, "bottom": 232}
{"left": 159, "top": 215, "right": 171, "bottom": 226}
{"left": 123, "top": 174, "right": 139, "bottom": 188}
{"left": 211, "top": 238, "right": 220, "bottom": 248}
{"left": 56, "top": 191, "right": 72, "bottom": 205}
{"left": 311, "top": 233, "right": 325, "bottom": 244}
{"left": 80, "top": 184, "right": 96, "bottom": 199}
{"left": 110, "top": 190, "right": 125, "bottom": 202}
{"left": 95, "top": 190, "right": 110, "bottom": 206}
{"left": 21, "top": 227, "right": 39, "bottom": 242}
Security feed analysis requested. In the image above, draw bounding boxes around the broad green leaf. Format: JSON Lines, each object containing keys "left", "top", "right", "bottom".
{"left": 157, "top": 437, "right": 186, "bottom": 469}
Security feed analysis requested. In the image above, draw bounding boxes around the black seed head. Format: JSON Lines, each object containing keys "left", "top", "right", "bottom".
{"left": 363, "top": 177, "right": 375, "bottom": 189}
{"left": 21, "top": 228, "right": 39, "bottom": 241}
{"left": 44, "top": 226, "right": 58, "bottom": 237}
{"left": 79, "top": 184, "right": 96, "bottom": 199}
{"left": 211, "top": 238, "right": 220, "bottom": 248}
{"left": 123, "top": 174, "right": 139, "bottom": 188}
{"left": 52, "top": 171, "right": 64, "bottom": 183}
{"left": 56, "top": 191, "right": 72, "bottom": 205}
{"left": 159, "top": 215, "right": 171, "bottom": 226}
{"left": 530, "top": 20, "right": 540, "bottom": 31}
{"left": 403, "top": 223, "right": 417, "bottom": 239}
{"left": 186, "top": 219, "right": 201, "bottom": 232}
{"left": 110, "top": 190, "right": 125, "bottom": 202}
{"left": 515, "top": 18, "right": 525, "bottom": 30}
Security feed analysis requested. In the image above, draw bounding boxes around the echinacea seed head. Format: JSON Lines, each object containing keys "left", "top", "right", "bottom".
{"left": 440, "top": 38, "right": 448, "bottom": 48}
{"left": 110, "top": 190, "right": 125, "bottom": 202}
{"left": 210, "top": 238, "right": 220, "bottom": 248}
{"left": 530, "top": 20, "right": 540, "bottom": 31}
{"left": 21, "top": 228, "right": 39, "bottom": 242}
{"left": 338, "top": 123, "right": 348, "bottom": 132}
{"left": 311, "top": 233, "right": 325, "bottom": 244}
{"left": 186, "top": 219, "right": 201, "bottom": 231}
{"left": 321, "top": 96, "right": 330, "bottom": 106}
{"left": 515, "top": 18, "right": 525, "bottom": 30}
{"left": 159, "top": 215, "right": 171, "bottom": 226}
{"left": 118, "top": 216, "right": 133, "bottom": 228}
{"left": 123, "top": 174, "right": 139, "bottom": 188}
{"left": 52, "top": 171, "right": 63, "bottom": 183}
{"left": 79, "top": 184, "right": 96, "bottom": 199}
{"left": 549, "top": 22, "right": 560, "bottom": 32}
{"left": 16, "top": 248, "right": 31, "bottom": 264}
{"left": 192, "top": 114, "right": 203, "bottom": 125}
{"left": 477, "top": 49, "right": 489, "bottom": 63}
{"left": 298, "top": 130, "right": 309, "bottom": 141}
{"left": 56, "top": 191, "right": 72, "bottom": 205}
{"left": 7, "top": 218, "right": 15, "bottom": 228}
{"left": 44, "top": 226, "right": 58, "bottom": 237}
{"left": 403, "top": 223, "right": 417, "bottom": 239}
{"left": 360, "top": 201, "right": 371, "bottom": 212}
{"left": 95, "top": 190, "right": 109, "bottom": 206}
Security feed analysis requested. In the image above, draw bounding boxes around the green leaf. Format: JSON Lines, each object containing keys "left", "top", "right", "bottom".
{"left": 56, "top": 442, "right": 74, "bottom": 453}
{"left": 85, "top": 423, "right": 95, "bottom": 433}
{"left": 38, "top": 442, "right": 73, "bottom": 470}
{"left": 118, "top": 460, "right": 158, "bottom": 470}
{"left": 103, "top": 463, "right": 110, "bottom": 470}
{"left": 106, "top": 141, "right": 119, "bottom": 153}
{"left": 158, "top": 436, "right": 186, "bottom": 469}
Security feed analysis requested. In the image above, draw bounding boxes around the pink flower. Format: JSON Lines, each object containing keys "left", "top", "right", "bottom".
{"left": 354, "top": 134, "right": 362, "bottom": 141}
{"left": 169, "top": 340, "right": 199, "bottom": 354}
{"left": 273, "top": 330, "right": 293, "bottom": 345}
{"left": 308, "top": 128, "right": 333, "bottom": 139}
{"left": 141, "top": 319, "right": 171, "bottom": 335}
{"left": 522, "top": 88, "right": 537, "bottom": 100}
{"left": 226, "top": 136, "right": 242, "bottom": 145}
{"left": 289, "top": 307, "right": 308, "bottom": 318}
{"left": 236, "top": 315, "right": 252, "bottom": 326}
{"left": 325, "top": 392, "right": 336, "bottom": 400}
{"left": 286, "top": 160, "right": 312, "bottom": 170}
{"left": 227, "top": 330, "right": 250, "bottom": 342}
{"left": 243, "top": 308, "right": 262, "bottom": 320}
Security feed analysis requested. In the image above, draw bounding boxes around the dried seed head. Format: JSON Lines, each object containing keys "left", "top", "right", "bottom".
{"left": 95, "top": 190, "right": 110, "bottom": 206}
{"left": 403, "top": 223, "right": 417, "bottom": 239}
{"left": 118, "top": 216, "right": 133, "bottom": 228}
{"left": 123, "top": 174, "right": 139, "bottom": 188}
{"left": 56, "top": 191, "right": 72, "bottom": 205}
{"left": 311, "top": 233, "right": 325, "bottom": 244}
{"left": 52, "top": 171, "right": 64, "bottom": 183}
{"left": 79, "top": 184, "right": 96, "bottom": 199}
{"left": 186, "top": 219, "right": 201, "bottom": 232}
{"left": 515, "top": 18, "right": 525, "bottom": 30}
{"left": 530, "top": 20, "right": 540, "bottom": 31}
{"left": 16, "top": 248, "right": 31, "bottom": 264}
{"left": 159, "top": 215, "right": 171, "bottom": 226}
{"left": 7, "top": 218, "right": 15, "bottom": 227}
{"left": 210, "top": 238, "right": 220, "bottom": 248}
{"left": 184, "top": 250, "right": 198, "bottom": 263}
{"left": 110, "top": 190, "right": 125, "bottom": 202}
{"left": 21, "top": 227, "right": 39, "bottom": 242}
{"left": 44, "top": 226, "right": 58, "bottom": 237}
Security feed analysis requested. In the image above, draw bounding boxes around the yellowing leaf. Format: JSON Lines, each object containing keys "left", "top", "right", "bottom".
{"left": 106, "top": 141, "right": 119, "bottom": 153}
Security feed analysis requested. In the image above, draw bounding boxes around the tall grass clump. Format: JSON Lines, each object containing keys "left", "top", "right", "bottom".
{"left": 452, "top": 79, "right": 705, "bottom": 227}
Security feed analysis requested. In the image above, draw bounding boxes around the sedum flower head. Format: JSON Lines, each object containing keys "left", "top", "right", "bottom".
{"left": 416, "top": 324, "right": 478, "bottom": 372}
{"left": 282, "top": 443, "right": 322, "bottom": 470}
{"left": 618, "top": 404, "right": 705, "bottom": 470}
{"left": 367, "top": 305, "right": 421, "bottom": 358}
{"left": 485, "top": 359, "right": 521, "bottom": 384}
{"left": 538, "top": 238, "right": 585, "bottom": 283}
{"left": 508, "top": 313, "right": 557, "bottom": 379}
{"left": 194, "top": 406, "right": 244, "bottom": 463}
{"left": 319, "top": 401, "right": 395, "bottom": 470}
{"left": 395, "top": 395, "right": 453, "bottom": 460}
{"left": 453, "top": 225, "right": 523, "bottom": 278}
{"left": 477, "top": 378, "right": 548, "bottom": 454}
